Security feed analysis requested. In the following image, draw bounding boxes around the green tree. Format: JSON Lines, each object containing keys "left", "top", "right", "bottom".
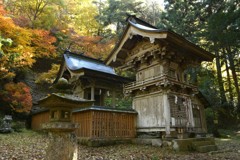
{"left": 96, "top": 0, "right": 145, "bottom": 36}
{"left": 163, "top": 0, "right": 240, "bottom": 115}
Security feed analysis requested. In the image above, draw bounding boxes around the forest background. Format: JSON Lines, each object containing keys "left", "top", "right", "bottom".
{"left": 0, "top": 0, "right": 239, "bottom": 132}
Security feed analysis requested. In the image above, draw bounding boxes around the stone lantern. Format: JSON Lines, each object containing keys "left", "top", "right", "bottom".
{"left": 39, "top": 93, "right": 93, "bottom": 160}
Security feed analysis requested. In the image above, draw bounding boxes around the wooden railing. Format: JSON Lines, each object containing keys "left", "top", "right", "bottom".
{"left": 124, "top": 74, "right": 197, "bottom": 93}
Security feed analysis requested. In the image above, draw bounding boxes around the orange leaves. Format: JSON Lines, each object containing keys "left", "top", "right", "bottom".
{"left": 0, "top": 9, "right": 56, "bottom": 80}
{"left": 71, "top": 35, "right": 115, "bottom": 59}
{"left": 0, "top": 82, "right": 32, "bottom": 113}
{"left": 0, "top": 6, "right": 6, "bottom": 16}
{"left": 31, "top": 29, "right": 56, "bottom": 58}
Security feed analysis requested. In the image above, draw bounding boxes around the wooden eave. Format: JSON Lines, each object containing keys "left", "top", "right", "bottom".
{"left": 38, "top": 93, "right": 93, "bottom": 109}
{"left": 73, "top": 106, "right": 138, "bottom": 114}
{"left": 105, "top": 19, "right": 214, "bottom": 68}
{"left": 69, "top": 68, "right": 133, "bottom": 84}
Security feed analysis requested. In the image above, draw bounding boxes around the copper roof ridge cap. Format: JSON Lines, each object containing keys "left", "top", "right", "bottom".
{"left": 128, "top": 19, "right": 161, "bottom": 32}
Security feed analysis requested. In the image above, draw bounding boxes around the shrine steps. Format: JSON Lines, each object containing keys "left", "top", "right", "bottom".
{"left": 172, "top": 137, "right": 218, "bottom": 152}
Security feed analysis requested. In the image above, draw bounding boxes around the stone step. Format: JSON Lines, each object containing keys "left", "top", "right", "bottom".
{"left": 192, "top": 140, "right": 215, "bottom": 148}
{"left": 172, "top": 137, "right": 217, "bottom": 152}
{"left": 196, "top": 145, "right": 218, "bottom": 153}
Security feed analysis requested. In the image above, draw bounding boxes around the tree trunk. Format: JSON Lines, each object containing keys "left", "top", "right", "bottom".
{"left": 223, "top": 49, "right": 234, "bottom": 105}
{"left": 214, "top": 46, "right": 227, "bottom": 105}
{"left": 226, "top": 47, "right": 240, "bottom": 110}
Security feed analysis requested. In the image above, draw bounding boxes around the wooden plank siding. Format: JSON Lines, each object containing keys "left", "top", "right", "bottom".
{"left": 31, "top": 111, "right": 49, "bottom": 130}
{"left": 32, "top": 109, "right": 137, "bottom": 139}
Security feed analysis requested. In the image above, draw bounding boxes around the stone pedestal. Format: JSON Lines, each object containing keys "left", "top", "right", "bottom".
{"left": 38, "top": 93, "right": 93, "bottom": 160}
{"left": 45, "top": 132, "right": 78, "bottom": 160}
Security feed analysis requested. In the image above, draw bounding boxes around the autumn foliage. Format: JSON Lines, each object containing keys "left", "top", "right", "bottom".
{"left": 0, "top": 82, "right": 32, "bottom": 113}
{"left": 31, "top": 29, "right": 56, "bottom": 58}
{"left": 0, "top": 8, "right": 56, "bottom": 80}
{"left": 75, "top": 36, "right": 114, "bottom": 59}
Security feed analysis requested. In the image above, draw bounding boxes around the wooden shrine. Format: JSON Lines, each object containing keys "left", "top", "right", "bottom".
{"left": 31, "top": 51, "right": 137, "bottom": 142}
{"left": 32, "top": 16, "right": 214, "bottom": 143}
{"left": 54, "top": 51, "right": 132, "bottom": 107}
{"left": 106, "top": 15, "right": 214, "bottom": 138}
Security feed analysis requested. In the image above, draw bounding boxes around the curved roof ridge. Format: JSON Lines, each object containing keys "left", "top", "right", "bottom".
{"left": 128, "top": 20, "right": 161, "bottom": 32}
{"left": 105, "top": 16, "right": 214, "bottom": 66}
{"left": 63, "top": 51, "right": 116, "bottom": 74}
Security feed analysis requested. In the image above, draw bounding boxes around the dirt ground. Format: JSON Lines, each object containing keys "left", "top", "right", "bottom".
{"left": 0, "top": 130, "right": 240, "bottom": 160}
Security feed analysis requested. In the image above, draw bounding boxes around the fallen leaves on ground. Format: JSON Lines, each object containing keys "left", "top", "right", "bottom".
{"left": 0, "top": 130, "right": 240, "bottom": 160}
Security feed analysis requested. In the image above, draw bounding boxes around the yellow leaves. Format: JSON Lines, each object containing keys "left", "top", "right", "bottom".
{"left": 62, "top": 0, "right": 101, "bottom": 36}
{"left": 0, "top": 9, "right": 56, "bottom": 79}
{"left": 70, "top": 35, "right": 115, "bottom": 59}
{"left": 31, "top": 29, "right": 56, "bottom": 58}
{"left": 35, "top": 64, "right": 60, "bottom": 84}
{"left": 0, "top": 72, "right": 16, "bottom": 79}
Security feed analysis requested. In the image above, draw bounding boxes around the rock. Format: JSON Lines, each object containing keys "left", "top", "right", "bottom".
{"left": 151, "top": 139, "right": 162, "bottom": 147}
{"left": 172, "top": 140, "right": 179, "bottom": 151}
{"left": 0, "top": 115, "right": 13, "bottom": 133}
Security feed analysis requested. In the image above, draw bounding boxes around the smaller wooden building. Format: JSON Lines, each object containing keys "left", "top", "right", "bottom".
{"left": 31, "top": 53, "right": 137, "bottom": 140}
{"left": 54, "top": 51, "right": 132, "bottom": 107}
{"left": 32, "top": 105, "right": 137, "bottom": 139}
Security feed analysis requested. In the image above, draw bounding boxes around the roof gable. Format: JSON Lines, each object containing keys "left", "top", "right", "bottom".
{"left": 106, "top": 16, "right": 214, "bottom": 67}
{"left": 54, "top": 51, "right": 116, "bottom": 84}
{"left": 64, "top": 51, "right": 115, "bottom": 75}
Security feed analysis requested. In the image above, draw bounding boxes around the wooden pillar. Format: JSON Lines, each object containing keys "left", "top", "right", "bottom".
{"left": 163, "top": 93, "right": 171, "bottom": 137}
{"left": 188, "top": 98, "right": 195, "bottom": 128}
{"left": 112, "top": 89, "right": 116, "bottom": 108}
{"left": 91, "top": 86, "right": 95, "bottom": 101}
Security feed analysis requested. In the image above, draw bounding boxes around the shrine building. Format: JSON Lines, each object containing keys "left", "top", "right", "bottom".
{"left": 106, "top": 15, "right": 214, "bottom": 138}
{"left": 31, "top": 16, "right": 214, "bottom": 141}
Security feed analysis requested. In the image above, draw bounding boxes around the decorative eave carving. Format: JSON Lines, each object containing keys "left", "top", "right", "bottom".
{"left": 106, "top": 16, "right": 214, "bottom": 68}
{"left": 124, "top": 75, "right": 198, "bottom": 96}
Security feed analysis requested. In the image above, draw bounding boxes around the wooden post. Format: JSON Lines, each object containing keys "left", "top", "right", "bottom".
{"left": 188, "top": 98, "right": 195, "bottom": 127}
{"left": 91, "top": 86, "right": 95, "bottom": 101}
{"left": 163, "top": 93, "right": 171, "bottom": 137}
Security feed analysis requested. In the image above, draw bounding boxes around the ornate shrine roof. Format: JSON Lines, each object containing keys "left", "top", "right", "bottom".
{"left": 106, "top": 15, "right": 215, "bottom": 67}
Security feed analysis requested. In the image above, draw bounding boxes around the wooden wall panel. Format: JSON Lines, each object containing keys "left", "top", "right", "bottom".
{"left": 32, "top": 110, "right": 136, "bottom": 139}
{"left": 68, "top": 110, "right": 136, "bottom": 139}
{"left": 133, "top": 94, "right": 165, "bottom": 130}
{"left": 31, "top": 111, "right": 49, "bottom": 130}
